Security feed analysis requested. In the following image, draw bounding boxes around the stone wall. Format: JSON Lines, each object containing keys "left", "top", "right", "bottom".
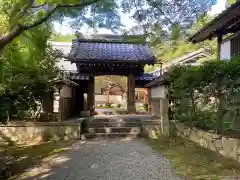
{"left": 173, "top": 121, "right": 240, "bottom": 163}
{"left": 0, "top": 120, "right": 82, "bottom": 145}
{"left": 141, "top": 120, "right": 162, "bottom": 139}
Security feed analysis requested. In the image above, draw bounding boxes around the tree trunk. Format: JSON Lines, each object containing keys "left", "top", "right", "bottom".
{"left": 190, "top": 90, "right": 195, "bottom": 123}
{"left": 0, "top": 57, "right": 3, "bottom": 84}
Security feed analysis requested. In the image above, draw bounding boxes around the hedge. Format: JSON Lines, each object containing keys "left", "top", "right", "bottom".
{"left": 168, "top": 57, "right": 240, "bottom": 134}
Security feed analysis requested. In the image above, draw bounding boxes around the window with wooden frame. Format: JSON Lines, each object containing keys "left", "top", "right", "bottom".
{"left": 231, "top": 34, "right": 240, "bottom": 58}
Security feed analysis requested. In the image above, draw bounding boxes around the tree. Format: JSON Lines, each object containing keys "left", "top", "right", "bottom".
{"left": 0, "top": 0, "right": 215, "bottom": 52}
{"left": 95, "top": 76, "right": 127, "bottom": 105}
{"left": 152, "top": 13, "right": 217, "bottom": 64}
{"left": 226, "top": 0, "right": 236, "bottom": 6}
{"left": 0, "top": 23, "right": 60, "bottom": 122}
{"left": 0, "top": 0, "right": 120, "bottom": 52}
{"left": 121, "top": 0, "right": 214, "bottom": 39}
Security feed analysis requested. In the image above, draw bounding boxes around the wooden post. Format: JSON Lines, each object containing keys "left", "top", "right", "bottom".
{"left": 217, "top": 35, "right": 223, "bottom": 60}
{"left": 43, "top": 90, "right": 53, "bottom": 114}
{"left": 127, "top": 74, "right": 136, "bottom": 114}
{"left": 160, "top": 98, "right": 169, "bottom": 136}
{"left": 88, "top": 76, "right": 95, "bottom": 115}
{"left": 71, "top": 86, "right": 76, "bottom": 116}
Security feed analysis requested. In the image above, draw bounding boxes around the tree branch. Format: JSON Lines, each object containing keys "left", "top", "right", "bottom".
{"left": 58, "top": 0, "right": 101, "bottom": 8}
{"left": 21, "top": 5, "right": 58, "bottom": 30}
{"left": 31, "top": 0, "right": 47, "bottom": 8}
{"left": 146, "top": 0, "right": 174, "bottom": 25}
{"left": 0, "top": 0, "right": 101, "bottom": 51}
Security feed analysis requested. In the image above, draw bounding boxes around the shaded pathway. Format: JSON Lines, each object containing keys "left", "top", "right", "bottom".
{"left": 20, "top": 139, "right": 183, "bottom": 180}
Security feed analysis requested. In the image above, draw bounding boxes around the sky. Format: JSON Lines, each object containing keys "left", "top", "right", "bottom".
{"left": 53, "top": 0, "right": 227, "bottom": 35}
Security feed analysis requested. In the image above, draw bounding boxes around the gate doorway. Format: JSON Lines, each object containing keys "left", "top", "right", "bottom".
{"left": 65, "top": 35, "right": 156, "bottom": 117}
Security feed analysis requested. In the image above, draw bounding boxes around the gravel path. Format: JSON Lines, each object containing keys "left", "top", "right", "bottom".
{"left": 22, "top": 139, "right": 183, "bottom": 180}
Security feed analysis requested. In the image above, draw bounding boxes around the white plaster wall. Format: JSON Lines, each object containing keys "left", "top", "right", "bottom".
{"left": 60, "top": 85, "right": 72, "bottom": 98}
{"left": 53, "top": 93, "right": 60, "bottom": 113}
{"left": 150, "top": 86, "right": 166, "bottom": 99}
{"left": 51, "top": 42, "right": 77, "bottom": 71}
{"left": 221, "top": 40, "right": 231, "bottom": 60}
{"left": 95, "top": 95, "right": 122, "bottom": 104}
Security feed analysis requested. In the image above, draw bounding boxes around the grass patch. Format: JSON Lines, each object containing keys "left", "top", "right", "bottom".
{"left": 146, "top": 137, "right": 240, "bottom": 179}
{"left": 0, "top": 140, "right": 75, "bottom": 179}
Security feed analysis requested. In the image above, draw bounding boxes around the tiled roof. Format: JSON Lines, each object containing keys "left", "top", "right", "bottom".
{"left": 135, "top": 73, "right": 155, "bottom": 81}
{"left": 145, "top": 73, "right": 169, "bottom": 87}
{"left": 189, "top": 1, "right": 240, "bottom": 43}
{"left": 67, "top": 39, "right": 156, "bottom": 64}
{"left": 149, "top": 48, "right": 212, "bottom": 76}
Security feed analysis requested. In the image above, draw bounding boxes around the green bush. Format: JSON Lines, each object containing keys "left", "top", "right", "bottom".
{"left": 143, "top": 103, "right": 148, "bottom": 111}
{"left": 105, "top": 102, "right": 112, "bottom": 108}
{"left": 168, "top": 57, "right": 240, "bottom": 134}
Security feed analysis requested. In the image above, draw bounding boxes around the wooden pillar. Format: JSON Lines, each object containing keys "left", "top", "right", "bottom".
{"left": 43, "top": 90, "right": 53, "bottom": 114}
{"left": 127, "top": 74, "right": 136, "bottom": 114}
{"left": 71, "top": 86, "right": 76, "bottom": 116}
{"left": 88, "top": 76, "right": 95, "bottom": 115}
{"left": 217, "top": 35, "right": 223, "bottom": 60}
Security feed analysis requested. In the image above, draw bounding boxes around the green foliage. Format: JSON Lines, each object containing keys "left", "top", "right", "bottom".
{"left": 121, "top": 0, "right": 214, "bottom": 37}
{"left": 168, "top": 58, "right": 240, "bottom": 134}
{"left": 153, "top": 13, "right": 216, "bottom": 64}
{"left": 95, "top": 76, "right": 127, "bottom": 94}
{"left": 51, "top": 33, "right": 76, "bottom": 42}
{"left": 0, "top": 0, "right": 122, "bottom": 51}
{"left": 105, "top": 102, "right": 112, "bottom": 108}
{"left": 227, "top": 0, "right": 236, "bottom": 6}
{"left": 0, "top": 24, "right": 59, "bottom": 122}
{"left": 117, "top": 104, "right": 121, "bottom": 108}
{"left": 143, "top": 103, "right": 148, "bottom": 111}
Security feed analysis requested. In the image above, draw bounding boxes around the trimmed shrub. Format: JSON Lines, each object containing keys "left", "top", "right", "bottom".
{"left": 168, "top": 57, "right": 240, "bottom": 134}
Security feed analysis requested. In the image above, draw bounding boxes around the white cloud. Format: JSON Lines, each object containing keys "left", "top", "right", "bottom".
{"left": 53, "top": 22, "right": 73, "bottom": 35}
{"left": 209, "top": 0, "right": 227, "bottom": 15}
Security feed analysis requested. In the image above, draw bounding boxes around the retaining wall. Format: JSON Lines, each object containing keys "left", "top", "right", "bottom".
{"left": 173, "top": 121, "right": 240, "bottom": 163}
{"left": 141, "top": 120, "right": 162, "bottom": 139}
{"left": 0, "top": 120, "right": 82, "bottom": 145}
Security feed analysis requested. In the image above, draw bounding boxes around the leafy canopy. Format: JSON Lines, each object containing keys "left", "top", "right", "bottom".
{"left": 0, "top": 23, "right": 60, "bottom": 122}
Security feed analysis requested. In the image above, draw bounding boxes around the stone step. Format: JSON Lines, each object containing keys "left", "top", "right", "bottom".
{"left": 82, "top": 133, "right": 139, "bottom": 139}
{"left": 87, "top": 127, "right": 141, "bottom": 134}
{"left": 86, "top": 122, "right": 141, "bottom": 128}
{"left": 90, "top": 118, "right": 141, "bottom": 124}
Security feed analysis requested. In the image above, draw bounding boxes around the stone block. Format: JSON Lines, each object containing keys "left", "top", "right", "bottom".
{"left": 80, "top": 111, "right": 90, "bottom": 117}
{"left": 195, "top": 129, "right": 205, "bottom": 139}
{"left": 200, "top": 138, "right": 208, "bottom": 148}
{"left": 202, "top": 132, "right": 214, "bottom": 141}
{"left": 222, "top": 137, "right": 239, "bottom": 159}
{"left": 189, "top": 129, "right": 201, "bottom": 144}
{"left": 225, "top": 137, "right": 239, "bottom": 150}
{"left": 237, "top": 156, "right": 240, "bottom": 163}
{"left": 214, "top": 139, "right": 223, "bottom": 150}
{"left": 208, "top": 141, "right": 217, "bottom": 152}
{"left": 184, "top": 128, "right": 192, "bottom": 137}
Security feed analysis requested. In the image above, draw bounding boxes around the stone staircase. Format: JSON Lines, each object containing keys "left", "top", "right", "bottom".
{"left": 82, "top": 116, "right": 143, "bottom": 139}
